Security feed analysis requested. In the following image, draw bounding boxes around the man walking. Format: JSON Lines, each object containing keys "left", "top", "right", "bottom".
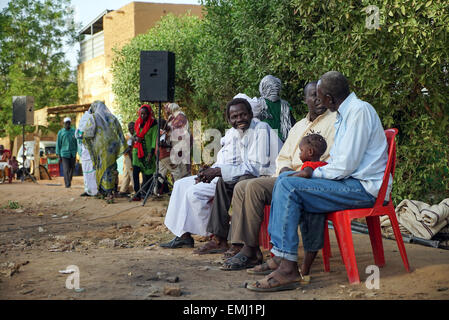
{"left": 56, "top": 117, "right": 77, "bottom": 188}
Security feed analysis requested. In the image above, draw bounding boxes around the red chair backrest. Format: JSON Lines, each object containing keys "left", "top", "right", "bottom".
{"left": 371, "top": 128, "right": 398, "bottom": 210}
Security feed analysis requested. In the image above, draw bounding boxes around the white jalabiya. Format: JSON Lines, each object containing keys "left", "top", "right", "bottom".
{"left": 76, "top": 112, "right": 98, "bottom": 196}
{"left": 79, "top": 143, "right": 98, "bottom": 196}
{"left": 164, "top": 118, "right": 282, "bottom": 237}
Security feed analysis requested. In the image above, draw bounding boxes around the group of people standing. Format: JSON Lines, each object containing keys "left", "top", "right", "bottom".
{"left": 57, "top": 102, "right": 127, "bottom": 202}
{"left": 158, "top": 71, "right": 390, "bottom": 293}
{"left": 118, "top": 102, "right": 190, "bottom": 201}
{"left": 56, "top": 100, "right": 190, "bottom": 203}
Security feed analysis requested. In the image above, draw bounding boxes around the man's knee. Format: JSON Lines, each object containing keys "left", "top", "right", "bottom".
{"left": 246, "top": 178, "right": 271, "bottom": 202}
{"left": 233, "top": 179, "right": 249, "bottom": 199}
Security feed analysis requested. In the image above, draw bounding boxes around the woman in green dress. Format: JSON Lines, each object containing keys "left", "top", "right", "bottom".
{"left": 83, "top": 101, "right": 126, "bottom": 202}
{"left": 132, "top": 104, "right": 158, "bottom": 201}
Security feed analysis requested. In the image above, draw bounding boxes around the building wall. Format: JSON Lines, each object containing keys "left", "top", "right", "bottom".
{"left": 103, "top": 2, "right": 137, "bottom": 68}
{"left": 133, "top": 2, "right": 203, "bottom": 43}
{"left": 78, "top": 1, "right": 202, "bottom": 114}
{"left": 77, "top": 54, "right": 112, "bottom": 107}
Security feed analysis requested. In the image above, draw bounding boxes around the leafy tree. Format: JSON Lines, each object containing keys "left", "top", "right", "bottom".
{"left": 193, "top": 0, "right": 448, "bottom": 203}
{"left": 0, "top": 0, "right": 79, "bottom": 141}
{"left": 112, "top": 0, "right": 448, "bottom": 203}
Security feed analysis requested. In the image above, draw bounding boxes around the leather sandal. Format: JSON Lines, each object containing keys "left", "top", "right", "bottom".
{"left": 246, "top": 270, "right": 302, "bottom": 292}
{"left": 220, "top": 252, "right": 262, "bottom": 271}
{"left": 159, "top": 236, "right": 194, "bottom": 249}
{"left": 193, "top": 239, "right": 229, "bottom": 255}
{"left": 222, "top": 245, "right": 242, "bottom": 259}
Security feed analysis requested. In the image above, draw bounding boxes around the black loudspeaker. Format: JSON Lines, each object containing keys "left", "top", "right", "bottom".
{"left": 12, "top": 96, "right": 34, "bottom": 125}
{"left": 140, "top": 51, "right": 175, "bottom": 102}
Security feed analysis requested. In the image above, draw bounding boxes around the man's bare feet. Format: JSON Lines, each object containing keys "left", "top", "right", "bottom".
{"left": 246, "top": 264, "right": 302, "bottom": 292}
{"left": 247, "top": 256, "right": 281, "bottom": 275}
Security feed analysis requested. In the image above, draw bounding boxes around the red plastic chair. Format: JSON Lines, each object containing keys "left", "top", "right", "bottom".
{"left": 259, "top": 205, "right": 272, "bottom": 251}
{"left": 259, "top": 128, "right": 410, "bottom": 284}
{"left": 322, "top": 128, "right": 410, "bottom": 284}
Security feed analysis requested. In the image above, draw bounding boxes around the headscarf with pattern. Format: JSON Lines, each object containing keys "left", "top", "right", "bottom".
{"left": 257, "top": 75, "right": 292, "bottom": 141}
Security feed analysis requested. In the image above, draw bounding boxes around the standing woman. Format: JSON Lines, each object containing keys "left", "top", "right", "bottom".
{"left": 132, "top": 104, "right": 158, "bottom": 201}
{"left": 84, "top": 101, "right": 126, "bottom": 203}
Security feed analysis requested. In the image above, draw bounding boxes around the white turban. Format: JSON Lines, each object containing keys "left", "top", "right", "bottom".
{"left": 233, "top": 93, "right": 262, "bottom": 117}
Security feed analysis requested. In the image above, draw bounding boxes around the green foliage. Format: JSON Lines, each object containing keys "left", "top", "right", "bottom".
{"left": 0, "top": 0, "right": 78, "bottom": 140}
{"left": 112, "top": 0, "right": 448, "bottom": 203}
{"left": 2, "top": 200, "right": 21, "bottom": 209}
{"left": 394, "top": 114, "right": 449, "bottom": 204}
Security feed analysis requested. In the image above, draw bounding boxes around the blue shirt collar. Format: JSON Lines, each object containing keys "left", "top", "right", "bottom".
{"left": 336, "top": 92, "right": 357, "bottom": 119}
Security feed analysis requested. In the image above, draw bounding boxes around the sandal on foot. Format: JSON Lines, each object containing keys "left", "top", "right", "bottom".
{"left": 193, "top": 239, "right": 229, "bottom": 255}
{"left": 247, "top": 258, "right": 280, "bottom": 275}
{"left": 220, "top": 252, "right": 262, "bottom": 271}
{"left": 222, "top": 245, "right": 242, "bottom": 259}
{"left": 299, "top": 274, "right": 311, "bottom": 285}
{"left": 246, "top": 271, "right": 302, "bottom": 292}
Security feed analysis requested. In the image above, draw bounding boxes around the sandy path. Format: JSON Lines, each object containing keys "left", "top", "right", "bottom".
{"left": 1, "top": 177, "right": 449, "bottom": 300}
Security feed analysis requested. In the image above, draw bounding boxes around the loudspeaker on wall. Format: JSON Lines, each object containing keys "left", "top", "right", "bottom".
{"left": 140, "top": 51, "right": 175, "bottom": 102}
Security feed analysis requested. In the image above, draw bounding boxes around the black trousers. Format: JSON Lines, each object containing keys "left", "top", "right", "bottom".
{"left": 206, "top": 175, "right": 256, "bottom": 239}
{"left": 61, "top": 157, "right": 76, "bottom": 188}
{"left": 133, "top": 166, "right": 153, "bottom": 198}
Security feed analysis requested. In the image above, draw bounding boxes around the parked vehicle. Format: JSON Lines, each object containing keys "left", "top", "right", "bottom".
{"left": 17, "top": 141, "right": 57, "bottom": 166}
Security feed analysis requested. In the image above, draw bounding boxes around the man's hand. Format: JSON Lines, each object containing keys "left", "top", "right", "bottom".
{"left": 195, "top": 165, "right": 211, "bottom": 183}
{"left": 288, "top": 167, "right": 313, "bottom": 179}
{"left": 279, "top": 167, "right": 294, "bottom": 174}
{"left": 196, "top": 167, "right": 221, "bottom": 184}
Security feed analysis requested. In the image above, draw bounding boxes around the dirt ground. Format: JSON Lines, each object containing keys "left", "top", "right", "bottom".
{"left": 1, "top": 176, "right": 449, "bottom": 301}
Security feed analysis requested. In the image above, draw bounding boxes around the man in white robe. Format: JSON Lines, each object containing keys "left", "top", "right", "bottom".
{"left": 161, "top": 98, "right": 282, "bottom": 249}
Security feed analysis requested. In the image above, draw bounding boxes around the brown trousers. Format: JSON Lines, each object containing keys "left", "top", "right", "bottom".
{"left": 229, "top": 176, "right": 277, "bottom": 247}
{"left": 206, "top": 175, "right": 256, "bottom": 239}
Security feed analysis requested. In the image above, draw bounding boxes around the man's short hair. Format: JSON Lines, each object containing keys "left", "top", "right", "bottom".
{"left": 303, "top": 133, "right": 327, "bottom": 158}
{"left": 226, "top": 98, "right": 253, "bottom": 121}
{"left": 318, "top": 71, "right": 350, "bottom": 102}
{"left": 304, "top": 81, "right": 318, "bottom": 97}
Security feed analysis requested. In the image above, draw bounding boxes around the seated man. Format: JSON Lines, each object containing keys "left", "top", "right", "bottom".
{"left": 0, "top": 145, "right": 12, "bottom": 183}
{"left": 160, "top": 97, "right": 282, "bottom": 250}
{"left": 247, "top": 71, "right": 390, "bottom": 292}
{"left": 221, "top": 81, "right": 336, "bottom": 269}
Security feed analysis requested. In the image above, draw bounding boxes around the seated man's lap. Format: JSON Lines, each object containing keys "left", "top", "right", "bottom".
{"left": 274, "top": 176, "right": 376, "bottom": 213}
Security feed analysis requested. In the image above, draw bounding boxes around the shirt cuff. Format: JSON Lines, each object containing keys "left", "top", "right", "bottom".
{"left": 312, "top": 168, "right": 324, "bottom": 179}
{"left": 219, "top": 165, "right": 235, "bottom": 183}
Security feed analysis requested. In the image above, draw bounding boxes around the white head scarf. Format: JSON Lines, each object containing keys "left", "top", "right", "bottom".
{"left": 77, "top": 111, "right": 96, "bottom": 138}
{"left": 233, "top": 93, "right": 261, "bottom": 117}
{"left": 167, "top": 103, "right": 180, "bottom": 113}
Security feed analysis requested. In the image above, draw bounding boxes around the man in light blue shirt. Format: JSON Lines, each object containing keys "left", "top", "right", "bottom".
{"left": 247, "top": 71, "right": 389, "bottom": 292}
